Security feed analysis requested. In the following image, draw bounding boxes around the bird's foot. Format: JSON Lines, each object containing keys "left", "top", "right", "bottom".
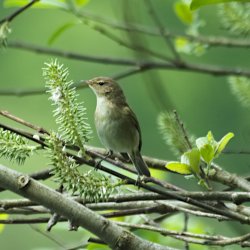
{"left": 135, "top": 175, "right": 142, "bottom": 189}
{"left": 94, "top": 150, "right": 113, "bottom": 171}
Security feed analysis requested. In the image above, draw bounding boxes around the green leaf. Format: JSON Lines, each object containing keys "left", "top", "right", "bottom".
{"left": 3, "top": 0, "right": 68, "bottom": 9}
{"left": 0, "top": 214, "right": 8, "bottom": 233}
{"left": 74, "top": 0, "right": 89, "bottom": 6}
{"left": 174, "top": 1, "right": 194, "bottom": 25}
{"left": 181, "top": 148, "right": 201, "bottom": 174}
{"left": 48, "top": 22, "right": 76, "bottom": 45}
{"left": 207, "top": 131, "right": 214, "bottom": 143}
{"left": 190, "top": 0, "right": 250, "bottom": 10}
{"left": 196, "top": 136, "right": 208, "bottom": 149}
{"left": 196, "top": 131, "right": 217, "bottom": 150}
{"left": 165, "top": 162, "right": 192, "bottom": 175}
{"left": 215, "top": 132, "right": 234, "bottom": 156}
{"left": 200, "top": 144, "right": 215, "bottom": 164}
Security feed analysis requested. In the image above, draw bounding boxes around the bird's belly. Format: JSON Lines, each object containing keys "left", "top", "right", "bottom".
{"left": 96, "top": 116, "right": 139, "bottom": 153}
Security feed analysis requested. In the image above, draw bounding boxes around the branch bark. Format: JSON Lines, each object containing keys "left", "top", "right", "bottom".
{"left": 0, "top": 164, "right": 175, "bottom": 250}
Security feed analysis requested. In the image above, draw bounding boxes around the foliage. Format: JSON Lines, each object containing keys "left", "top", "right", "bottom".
{"left": 0, "top": 0, "right": 250, "bottom": 249}
{"left": 174, "top": 0, "right": 207, "bottom": 56}
{"left": 0, "top": 128, "right": 37, "bottom": 164}
{"left": 166, "top": 131, "right": 234, "bottom": 188}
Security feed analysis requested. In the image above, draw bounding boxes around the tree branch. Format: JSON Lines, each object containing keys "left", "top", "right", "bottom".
{"left": 0, "top": 0, "right": 40, "bottom": 25}
{"left": 6, "top": 41, "right": 250, "bottom": 78}
{"left": 76, "top": 10, "right": 250, "bottom": 48}
{"left": 0, "top": 164, "right": 172, "bottom": 250}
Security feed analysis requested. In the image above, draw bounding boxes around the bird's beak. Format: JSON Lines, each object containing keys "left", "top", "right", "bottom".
{"left": 80, "top": 80, "right": 91, "bottom": 87}
{"left": 86, "top": 79, "right": 94, "bottom": 86}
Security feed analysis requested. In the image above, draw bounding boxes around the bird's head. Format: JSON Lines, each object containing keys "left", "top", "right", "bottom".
{"left": 86, "top": 77, "right": 124, "bottom": 99}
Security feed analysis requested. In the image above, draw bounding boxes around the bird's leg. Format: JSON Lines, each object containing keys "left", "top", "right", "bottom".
{"left": 94, "top": 150, "right": 113, "bottom": 170}
{"left": 120, "top": 152, "right": 130, "bottom": 163}
{"left": 135, "top": 175, "right": 142, "bottom": 189}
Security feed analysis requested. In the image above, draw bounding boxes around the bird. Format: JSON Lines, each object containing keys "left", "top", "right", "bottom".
{"left": 86, "top": 76, "right": 151, "bottom": 177}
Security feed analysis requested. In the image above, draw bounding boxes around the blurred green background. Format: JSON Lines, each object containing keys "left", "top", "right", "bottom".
{"left": 1, "top": 0, "right": 250, "bottom": 249}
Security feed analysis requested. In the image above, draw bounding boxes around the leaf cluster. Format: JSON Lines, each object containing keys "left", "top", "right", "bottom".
{"left": 166, "top": 131, "right": 234, "bottom": 188}
{"left": 174, "top": 0, "right": 207, "bottom": 56}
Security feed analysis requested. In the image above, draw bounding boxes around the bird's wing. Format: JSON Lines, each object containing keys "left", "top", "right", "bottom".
{"left": 123, "top": 105, "right": 142, "bottom": 151}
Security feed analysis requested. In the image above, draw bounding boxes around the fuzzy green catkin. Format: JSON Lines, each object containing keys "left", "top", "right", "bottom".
{"left": 0, "top": 128, "right": 36, "bottom": 164}
{"left": 229, "top": 76, "right": 250, "bottom": 108}
{"left": 158, "top": 111, "right": 193, "bottom": 156}
{"left": 218, "top": 3, "right": 250, "bottom": 36}
{"left": 43, "top": 60, "right": 92, "bottom": 156}
{"left": 47, "top": 132, "right": 114, "bottom": 202}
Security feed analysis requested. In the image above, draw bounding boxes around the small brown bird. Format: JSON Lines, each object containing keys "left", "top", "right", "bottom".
{"left": 87, "top": 77, "right": 150, "bottom": 177}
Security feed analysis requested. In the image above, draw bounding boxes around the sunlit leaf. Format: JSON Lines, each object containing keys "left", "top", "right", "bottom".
{"left": 200, "top": 143, "right": 214, "bottom": 164}
{"left": 0, "top": 214, "right": 8, "bottom": 233}
{"left": 215, "top": 132, "right": 234, "bottom": 156}
{"left": 175, "top": 37, "right": 190, "bottom": 52}
{"left": 174, "top": 1, "right": 194, "bottom": 25}
{"left": 74, "top": 0, "right": 89, "bottom": 6}
{"left": 166, "top": 162, "right": 192, "bottom": 175}
{"left": 190, "top": 0, "right": 250, "bottom": 10}
{"left": 88, "top": 243, "right": 110, "bottom": 250}
{"left": 196, "top": 136, "right": 209, "bottom": 149}
{"left": 207, "top": 131, "right": 214, "bottom": 143}
{"left": 181, "top": 148, "right": 200, "bottom": 174}
{"left": 3, "top": 0, "right": 68, "bottom": 9}
{"left": 175, "top": 36, "right": 207, "bottom": 56}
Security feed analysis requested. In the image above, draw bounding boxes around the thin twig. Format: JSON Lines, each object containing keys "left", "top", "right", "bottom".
{"left": 30, "top": 225, "right": 67, "bottom": 249}
{"left": 76, "top": 10, "right": 250, "bottom": 48}
{"left": 79, "top": 17, "right": 174, "bottom": 62}
{"left": 0, "top": 110, "right": 49, "bottom": 134}
{"left": 173, "top": 110, "right": 193, "bottom": 150}
{"left": 0, "top": 0, "right": 40, "bottom": 25}
{"left": 144, "top": 0, "right": 182, "bottom": 62}
{"left": 116, "top": 221, "right": 250, "bottom": 247}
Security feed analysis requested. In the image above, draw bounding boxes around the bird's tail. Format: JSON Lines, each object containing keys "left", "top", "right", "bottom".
{"left": 130, "top": 150, "right": 151, "bottom": 177}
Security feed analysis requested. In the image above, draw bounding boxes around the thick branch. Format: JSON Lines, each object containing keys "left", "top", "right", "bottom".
{"left": 0, "top": 164, "right": 174, "bottom": 250}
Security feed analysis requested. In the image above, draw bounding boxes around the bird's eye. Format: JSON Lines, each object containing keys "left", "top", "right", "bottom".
{"left": 98, "top": 81, "right": 105, "bottom": 86}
